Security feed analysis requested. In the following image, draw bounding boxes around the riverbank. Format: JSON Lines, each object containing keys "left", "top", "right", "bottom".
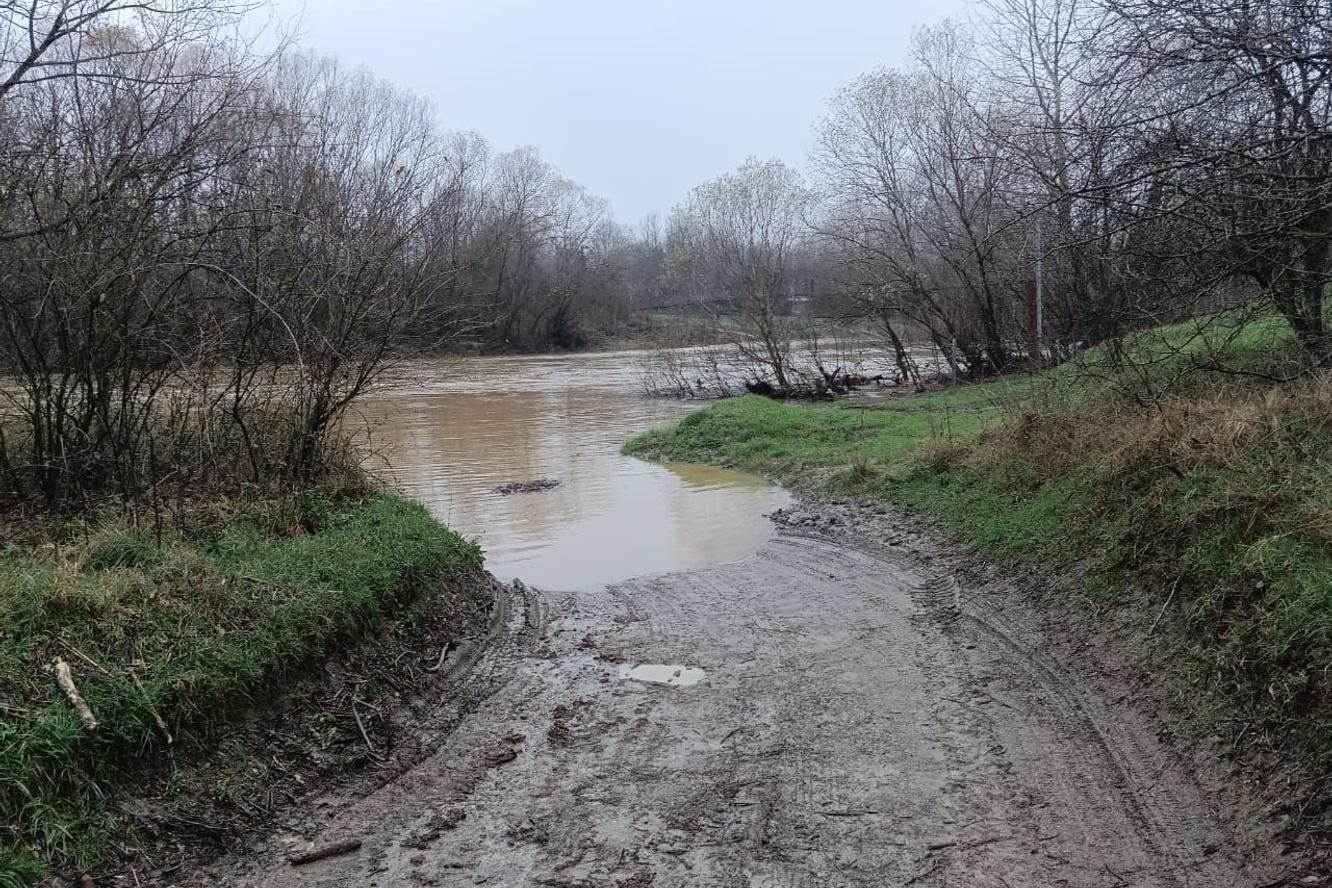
{"left": 0, "top": 490, "right": 491, "bottom": 885}
{"left": 624, "top": 317, "right": 1332, "bottom": 842}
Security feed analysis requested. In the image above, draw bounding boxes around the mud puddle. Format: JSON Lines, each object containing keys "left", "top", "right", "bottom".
{"left": 615, "top": 663, "right": 707, "bottom": 686}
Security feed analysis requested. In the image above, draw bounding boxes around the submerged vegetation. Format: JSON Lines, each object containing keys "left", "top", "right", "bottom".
{"left": 627, "top": 314, "right": 1332, "bottom": 818}
{"left": 0, "top": 490, "right": 484, "bottom": 881}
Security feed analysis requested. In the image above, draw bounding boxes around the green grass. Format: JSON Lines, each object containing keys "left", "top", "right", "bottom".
{"left": 625, "top": 392, "right": 1086, "bottom": 568}
{"left": 1092, "top": 311, "right": 1295, "bottom": 369}
{"left": 625, "top": 377, "right": 1036, "bottom": 478}
{"left": 0, "top": 490, "right": 483, "bottom": 884}
{"left": 627, "top": 313, "right": 1332, "bottom": 798}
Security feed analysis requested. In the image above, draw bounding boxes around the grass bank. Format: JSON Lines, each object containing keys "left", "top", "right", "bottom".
{"left": 0, "top": 490, "right": 485, "bottom": 885}
{"left": 625, "top": 315, "right": 1332, "bottom": 823}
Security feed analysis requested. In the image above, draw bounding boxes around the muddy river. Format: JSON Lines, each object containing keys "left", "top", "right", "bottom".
{"left": 358, "top": 350, "right": 791, "bottom": 589}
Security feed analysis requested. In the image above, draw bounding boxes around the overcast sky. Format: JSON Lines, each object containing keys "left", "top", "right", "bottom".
{"left": 275, "top": 0, "right": 968, "bottom": 223}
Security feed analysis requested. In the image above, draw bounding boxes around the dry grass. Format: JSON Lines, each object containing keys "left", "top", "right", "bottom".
{"left": 904, "top": 368, "right": 1332, "bottom": 815}
{"left": 961, "top": 372, "right": 1332, "bottom": 487}
{"left": 912, "top": 438, "right": 973, "bottom": 474}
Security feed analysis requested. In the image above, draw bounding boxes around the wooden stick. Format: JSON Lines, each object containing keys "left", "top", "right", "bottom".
{"left": 53, "top": 658, "right": 97, "bottom": 731}
{"left": 1148, "top": 578, "right": 1181, "bottom": 637}
{"left": 426, "top": 642, "right": 451, "bottom": 672}
{"left": 350, "top": 696, "right": 380, "bottom": 759}
{"left": 287, "top": 838, "right": 362, "bottom": 866}
{"left": 58, "top": 640, "right": 114, "bottom": 679}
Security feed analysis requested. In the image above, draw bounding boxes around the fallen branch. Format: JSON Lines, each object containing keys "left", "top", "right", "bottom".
{"left": 426, "top": 642, "right": 451, "bottom": 672}
{"left": 53, "top": 658, "right": 97, "bottom": 731}
{"left": 493, "top": 478, "right": 561, "bottom": 495}
{"left": 58, "top": 640, "right": 114, "bottom": 679}
{"left": 958, "top": 835, "right": 1008, "bottom": 850}
{"left": 1147, "top": 578, "right": 1181, "bottom": 638}
{"left": 350, "top": 694, "right": 381, "bottom": 760}
{"left": 288, "top": 838, "right": 362, "bottom": 866}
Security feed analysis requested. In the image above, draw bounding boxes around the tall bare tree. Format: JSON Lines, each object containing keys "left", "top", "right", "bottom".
{"left": 667, "top": 157, "right": 814, "bottom": 393}
{"left": 815, "top": 24, "right": 1026, "bottom": 378}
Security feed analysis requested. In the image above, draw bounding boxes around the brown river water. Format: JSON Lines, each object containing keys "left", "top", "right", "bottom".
{"left": 356, "top": 350, "right": 791, "bottom": 590}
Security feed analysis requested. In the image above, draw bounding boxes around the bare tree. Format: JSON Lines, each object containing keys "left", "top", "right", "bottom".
{"left": 815, "top": 24, "right": 1027, "bottom": 378}
{"left": 0, "top": 11, "right": 271, "bottom": 508}
{"left": 0, "top": 0, "right": 639, "bottom": 516}
{"left": 980, "top": 0, "right": 1147, "bottom": 350}
{"left": 1093, "top": 0, "right": 1332, "bottom": 358}
{"left": 667, "top": 157, "right": 814, "bottom": 393}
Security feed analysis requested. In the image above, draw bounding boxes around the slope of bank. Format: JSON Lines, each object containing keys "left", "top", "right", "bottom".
{"left": 0, "top": 490, "right": 489, "bottom": 886}
{"left": 625, "top": 317, "right": 1332, "bottom": 842}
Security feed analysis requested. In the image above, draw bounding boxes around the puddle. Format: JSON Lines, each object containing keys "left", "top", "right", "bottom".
{"left": 359, "top": 350, "right": 791, "bottom": 589}
{"left": 616, "top": 663, "right": 707, "bottom": 687}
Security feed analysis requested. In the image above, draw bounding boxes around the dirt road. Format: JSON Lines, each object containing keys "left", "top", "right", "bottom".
{"left": 194, "top": 502, "right": 1290, "bottom": 887}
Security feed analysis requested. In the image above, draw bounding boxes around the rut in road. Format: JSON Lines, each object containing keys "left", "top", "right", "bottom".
{"left": 194, "top": 504, "right": 1287, "bottom": 888}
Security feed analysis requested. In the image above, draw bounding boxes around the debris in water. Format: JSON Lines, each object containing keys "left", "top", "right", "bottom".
{"left": 616, "top": 664, "right": 706, "bottom": 687}
{"left": 493, "top": 478, "right": 562, "bottom": 495}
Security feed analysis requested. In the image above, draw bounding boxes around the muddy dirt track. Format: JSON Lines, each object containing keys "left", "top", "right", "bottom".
{"left": 192, "top": 502, "right": 1294, "bottom": 888}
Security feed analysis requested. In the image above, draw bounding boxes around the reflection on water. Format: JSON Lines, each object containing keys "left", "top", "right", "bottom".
{"left": 357, "top": 351, "right": 791, "bottom": 589}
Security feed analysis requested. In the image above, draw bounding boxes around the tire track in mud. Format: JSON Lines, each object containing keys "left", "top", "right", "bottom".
{"left": 799, "top": 509, "right": 1275, "bottom": 888}
{"left": 923, "top": 573, "right": 1187, "bottom": 887}
{"left": 176, "top": 578, "right": 552, "bottom": 888}
{"left": 190, "top": 505, "right": 1286, "bottom": 888}
{"left": 907, "top": 565, "right": 1181, "bottom": 882}
{"left": 774, "top": 532, "right": 1063, "bottom": 887}
{"left": 956, "top": 582, "right": 1191, "bottom": 883}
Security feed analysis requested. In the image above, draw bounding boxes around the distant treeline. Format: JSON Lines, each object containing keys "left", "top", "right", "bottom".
{"left": 3, "top": 0, "right": 1329, "bottom": 506}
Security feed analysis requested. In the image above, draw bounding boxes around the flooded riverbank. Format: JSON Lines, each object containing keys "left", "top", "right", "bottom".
{"left": 357, "top": 350, "right": 791, "bottom": 589}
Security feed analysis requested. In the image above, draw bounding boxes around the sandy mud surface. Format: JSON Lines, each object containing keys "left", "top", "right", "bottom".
{"left": 186, "top": 503, "right": 1299, "bottom": 887}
